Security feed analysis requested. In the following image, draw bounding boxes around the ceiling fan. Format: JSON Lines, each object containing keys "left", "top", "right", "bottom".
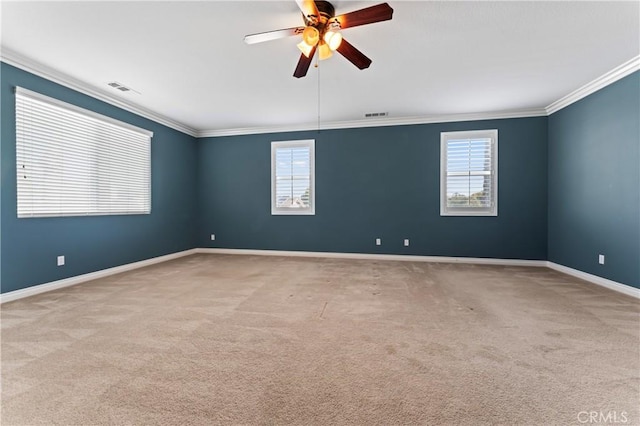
{"left": 244, "top": 0, "right": 393, "bottom": 78}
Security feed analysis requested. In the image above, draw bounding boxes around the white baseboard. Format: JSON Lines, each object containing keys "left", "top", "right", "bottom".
{"left": 546, "top": 262, "right": 640, "bottom": 299}
{"left": 3, "top": 248, "right": 637, "bottom": 303}
{"left": 0, "top": 249, "right": 198, "bottom": 304}
{"left": 196, "top": 248, "right": 547, "bottom": 267}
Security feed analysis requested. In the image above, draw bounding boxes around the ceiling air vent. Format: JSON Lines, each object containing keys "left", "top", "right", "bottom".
{"left": 364, "top": 112, "right": 388, "bottom": 118}
{"left": 107, "top": 81, "right": 138, "bottom": 94}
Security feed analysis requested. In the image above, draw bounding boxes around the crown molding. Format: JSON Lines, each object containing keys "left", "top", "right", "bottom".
{"left": 0, "top": 47, "right": 198, "bottom": 137}
{"left": 4, "top": 45, "right": 545, "bottom": 140}
{"left": 197, "top": 108, "right": 548, "bottom": 138}
{"left": 199, "top": 55, "right": 639, "bottom": 137}
{"left": 545, "top": 55, "right": 640, "bottom": 115}
{"left": 3, "top": 46, "right": 636, "bottom": 138}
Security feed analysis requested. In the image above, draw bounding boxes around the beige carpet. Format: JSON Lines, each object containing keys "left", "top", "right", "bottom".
{"left": 1, "top": 254, "right": 638, "bottom": 425}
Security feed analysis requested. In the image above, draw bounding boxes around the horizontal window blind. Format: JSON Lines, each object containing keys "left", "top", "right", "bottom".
{"left": 15, "top": 87, "right": 152, "bottom": 218}
{"left": 271, "top": 140, "right": 315, "bottom": 215}
{"left": 441, "top": 130, "right": 497, "bottom": 216}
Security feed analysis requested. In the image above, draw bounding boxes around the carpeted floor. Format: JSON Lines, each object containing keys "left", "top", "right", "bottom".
{"left": 1, "top": 254, "right": 638, "bottom": 425}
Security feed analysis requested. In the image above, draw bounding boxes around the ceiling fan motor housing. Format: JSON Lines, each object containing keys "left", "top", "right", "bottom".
{"left": 304, "top": 0, "right": 337, "bottom": 31}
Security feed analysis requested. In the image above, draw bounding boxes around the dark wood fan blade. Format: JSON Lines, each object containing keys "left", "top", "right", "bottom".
{"left": 295, "top": 0, "right": 319, "bottom": 21}
{"left": 293, "top": 45, "right": 317, "bottom": 78}
{"left": 244, "top": 27, "right": 305, "bottom": 44}
{"left": 336, "top": 38, "right": 372, "bottom": 70}
{"left": 333, "top": 3, "right": 393, "bottom": 30}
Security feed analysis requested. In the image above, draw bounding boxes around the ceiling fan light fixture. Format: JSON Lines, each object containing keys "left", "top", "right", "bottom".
{"left": 297, "top": 40, "right": 314, "bottom": 57}
{"left": 323, "top": 30, "right": 342, "bottom": 51}
{"left": 297, "top": 26, "right": 320, "bottom": 57}
{"left": 302, "top": 26, "right": 320, "bottom": 45}
{"left": 318, "top": 42, "right": 333, "bottom": 60}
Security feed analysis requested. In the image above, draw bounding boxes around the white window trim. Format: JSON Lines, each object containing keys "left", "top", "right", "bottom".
{"left": 271, "top": 139, "right": 315, "bottom": 215}
{"left": 440, "top": 129, "right": 498, "bottom": 217}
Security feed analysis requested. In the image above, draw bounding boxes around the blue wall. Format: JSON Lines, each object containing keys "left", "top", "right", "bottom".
{"left": 3, "top": 62, "right": 636, "bottom": 294}
{"left": 1, "top": 63, "right": 199, "bottom": 293}
{"left": 548, "top": 72, "right": 640, "bottom": 288}
{"left": 198, "top": 118, "right": 548, "bottom": 260}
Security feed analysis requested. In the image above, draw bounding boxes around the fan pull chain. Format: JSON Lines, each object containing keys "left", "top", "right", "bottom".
{"left": 317, "top": 56, "right": 321, "bottom": 133}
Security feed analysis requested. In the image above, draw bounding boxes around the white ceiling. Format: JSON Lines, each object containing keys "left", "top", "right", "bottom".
{"left": 1, "top": 1, "right": 639, "bottom": 136}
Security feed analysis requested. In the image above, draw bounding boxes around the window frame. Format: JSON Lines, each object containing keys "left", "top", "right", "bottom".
{"left": 440, "top": 129, "right": 498, "bottom": 217}
{"left": 271, "top": 139, "right": 315, "bottom": 216}
{"left": 15, "top": 86, "right": 152, "bottom": 218}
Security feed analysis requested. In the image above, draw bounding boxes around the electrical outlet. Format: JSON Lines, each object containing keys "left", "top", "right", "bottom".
{"left": 404, "top": 239, "right": 410, "bottom": 247}
{"left": 598, "top": 254, "right": 605, "bottom": 265}
{"left": 375, "top": 238, "right": 381, "bottom": 246}
{"left": 57, "top": 255, "right": 65, "bottom": 266}
{"left": 210, "top": 234, "right": 216, "bottom": 241}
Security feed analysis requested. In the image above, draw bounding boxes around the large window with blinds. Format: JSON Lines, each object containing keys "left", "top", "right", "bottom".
{"left": 440, "top": 129, "right": 497, "bottom": 216}
{"left": 271, "top": 139, "right": 315, "bottom": 215}
{"left": 15, "top": 87, "right": 152, "bottom": 218}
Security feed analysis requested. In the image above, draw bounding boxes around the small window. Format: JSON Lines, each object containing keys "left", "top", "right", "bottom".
{"left": 441, "top": 129, "right": 497, "bottom": 216}
{"left": 15, "top": 87, "right": 152, "bottom": 218}
{"left": 271, "top": 139, "right": 315, "bottom": 215}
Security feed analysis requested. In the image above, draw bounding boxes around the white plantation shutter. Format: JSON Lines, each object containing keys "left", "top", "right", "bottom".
{"left": 271, "top": 140, "right": 315, "bottom": 215}
{"left": 15, "top": 87, "right": 152, "bottom": 218}
{"left": 440, "top": 130, "right": 497, "bottom": 216}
